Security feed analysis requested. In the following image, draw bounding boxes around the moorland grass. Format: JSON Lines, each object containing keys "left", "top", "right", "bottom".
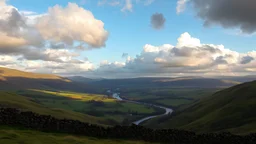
{"left": 0, "top": 127, "right": 153, "bottom": 144}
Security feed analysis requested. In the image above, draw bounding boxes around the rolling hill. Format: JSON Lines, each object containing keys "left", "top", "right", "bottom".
{"left": 0, "top": 91, "right": 103, "bottom": 125}
{"left": 145, "top": 80, "right": 256, "bottom": 134}
{"left": 217, "top": 75, "right": 256, "bottom": 83}
{"left": 0, "top": 67, "right": 101, "bottom": 93}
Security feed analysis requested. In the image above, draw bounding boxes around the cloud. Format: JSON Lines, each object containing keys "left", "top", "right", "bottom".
{"left": 176, "top": 0, "right": 189, "bottom": 14}
{"left": 0, "top": 3, "right": 108, "bottom": 63}
{"left": 21, "top": 59, "right": 95, "bottom": 75}
{"left": 0, "top": 2, "right": 109, "bottom": 75}
{"left": 180, "top": 0, "right": 256, "bottom": 34}
{"left": 36, "top": 3, "right": 108, "bottom": 48}
{"left": 0, "top": 55, "right": 16, "bottom": 65}
{"left": 240, "top": 56, "right": 254, "bottom": 64}
{"left": 122, "top": 0, "right": 133, "bottom": 12}
{"left": 0, "top": 5, "right": 44, "bottom": 55}
{"left": 2, "top": 32, "right": 256, "bottom": 77}
{"left": 98, "top": 0, "right": 120, "bottom": 6}
{"left": 0, "top": 0, "right": 7, "bottom": 6}
{"left": 122, "top": 53, "right": 129, "bottom": 58}
{"left": 98, "top": 0, "right": 155, "bottom": 12}
{"left": 0, "top": 2, "right": 108, "bottom": 55}
{"left": 20, "top": 10, "right": 37, "bottom": 16}
{"left": 89, "top": 32, "right": 256, "bottom": 78}
{"left": 0, "top": 1, "right": 255, "bottom": 78}
{"left": 144, "top": 0, "right": 155, "bottom": 6}
{"left": 150, "top": 13, "right": 166, "bottom": 30}
{"left": 135, "top": 0, "right": 155, "bottom": 6}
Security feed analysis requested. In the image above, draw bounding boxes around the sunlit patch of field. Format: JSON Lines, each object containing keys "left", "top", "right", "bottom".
{"left": 17, "top": 90, "right": 158, "bottom": 124}
{"left": 31, "top": 89, "right": 116, "bottom": 102}
{"left": 0, "top": 92, "right": 102, "bottom": 125}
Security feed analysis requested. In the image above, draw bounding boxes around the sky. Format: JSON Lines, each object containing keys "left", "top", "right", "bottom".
{"left": 0, "top": 0, "right": 255, "bottom": 78}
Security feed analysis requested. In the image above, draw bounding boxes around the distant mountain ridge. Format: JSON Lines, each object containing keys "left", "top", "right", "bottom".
{"left": 69, "top": 75, "right": 256, "bottom": 89}
{"left": 1, "top": 67, "right": 254, "bottom": 91}
{"left": 76, "top": 77, "right": 240, "bottom": 88}
{"left": 216, "top": 75, "right": 256, "bottom": 83}
{"left": 67, "top": 76, "right": 104, "bottom": 83}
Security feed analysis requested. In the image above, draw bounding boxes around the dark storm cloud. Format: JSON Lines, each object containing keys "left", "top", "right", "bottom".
{"left": 192, "top": 0, "right": 256, "bottom": 33}
{"left": 150, "top": 13, "right": 166, "bottom": 30}
{"left": 240, "top": 55, "right": 254, "bottom": 64}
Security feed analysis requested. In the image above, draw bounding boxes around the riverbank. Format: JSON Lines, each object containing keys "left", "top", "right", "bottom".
{"left": 111, "top": 93, "right": 173, "bottom": 125}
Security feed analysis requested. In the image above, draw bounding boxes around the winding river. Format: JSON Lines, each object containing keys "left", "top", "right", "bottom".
{"left": 111, "top": 93, "right": 173, "bottom": 125}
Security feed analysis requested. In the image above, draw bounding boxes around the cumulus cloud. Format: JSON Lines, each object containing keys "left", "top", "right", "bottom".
{"left": 150, "top": 13, "right": 166, "bottom": 30}
{"left": 0, "top": 0, "right": 7, "bottom": 6}
{"left": 0, "top": 55, "right": 16, "bottom": 65}
{"left": 2, "top": 31, "right": 256, "bottom": 77}
{"left": 89, "top": 32, "right": 256, "bottom": 78}
{"left": 179, "top": 0, "right": 256, "bottom": 34}
{"left": 0, "top": 2, "right": 109, "bottom": 75}
{"left": 0, "top": 2, "right": 108, "bottom": 54}
{"left": 19, "top": 59, "right": 95, "bottom": 75}
{"left": 0, "top": 4, "right": 44, "bottom": 56}
{"left": 1, "top": 1, "right": 255, "bottom": 78}
{"left": 37, "top": 3, "right": 108, "bottom": 48}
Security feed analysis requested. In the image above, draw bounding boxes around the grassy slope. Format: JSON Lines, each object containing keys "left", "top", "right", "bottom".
{"left": 0, "top": 67, "right": 101, "bottom": 93}
{"left": 147, "top": 81, "right": 256, "bottom": 134}
{"left": 0, "top": 127, "right": 153, "bottom": 144}
{"left": 0, "top": 92, "right": 103, "bottom": 125}
{"left": 123, "top": 88, "right": 218, "bottom": 108}
{"left": 0, "top": 67, "right": 67, "bottom": 80}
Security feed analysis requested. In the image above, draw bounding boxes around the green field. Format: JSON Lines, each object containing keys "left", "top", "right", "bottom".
{"left": 156, "top": 99, "right": 192, "bottom": 107}
{"left": 16, "top": 90, "right": 158, "bottom": 124}
{"left": 0, "top": 127, "right": 154, "bottom": 144}
{"left": 122, "top": 88, "right": 218, "bottom": 108}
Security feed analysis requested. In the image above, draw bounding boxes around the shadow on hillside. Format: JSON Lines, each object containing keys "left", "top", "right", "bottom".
{"left": 0, "top": 77, "right": 102, "bottom": 93}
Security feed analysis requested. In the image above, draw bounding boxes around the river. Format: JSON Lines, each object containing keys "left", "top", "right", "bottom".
{"left": 111, "top": 92, "right": 173, "bottom": 125}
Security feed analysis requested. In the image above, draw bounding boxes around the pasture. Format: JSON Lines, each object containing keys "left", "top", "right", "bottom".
{"left": 16, "top": 90, "right": 158, "bottom": 124}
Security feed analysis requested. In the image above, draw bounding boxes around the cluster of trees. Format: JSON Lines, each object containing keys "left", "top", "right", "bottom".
{"left": 0, "top": 108, "right": 255, "bottom": 144}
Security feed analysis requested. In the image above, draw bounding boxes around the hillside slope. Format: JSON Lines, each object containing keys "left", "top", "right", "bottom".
{"left": 148, "top": 81, "right": 256, "bottom": 134}
{"left": 0, "top": 92, "right": 103, "bottom": 125}
{"left": 0, "top": 67, "right": 100, "bottom": 93}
